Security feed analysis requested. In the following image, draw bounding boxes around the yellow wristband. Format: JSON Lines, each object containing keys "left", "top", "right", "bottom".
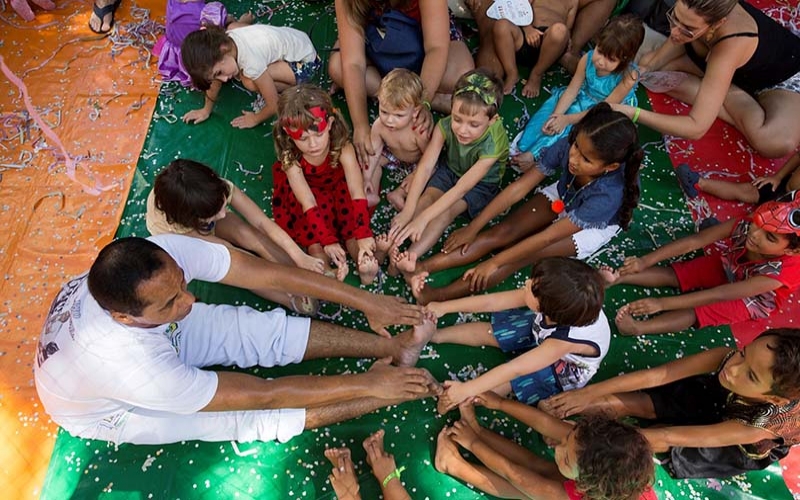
{"left": 422, "top": 100, "right": 431, "bottom": 111}
{"left": 632, "top": 107, "right": 641, "bottom": 123}
{"left": 382, "top": 465, "right": 406, "bottom": 487}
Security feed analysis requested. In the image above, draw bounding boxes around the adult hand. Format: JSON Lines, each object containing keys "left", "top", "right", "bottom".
{"left": 11, "top": 0, "right": 55, "bottom": 21}
{"left": 618, "top": 256, "right": 646, "bottom": 276}
{"left": 352, "top": 124, "right": 375, "bottom": 169}
{"left": 413, "top": 105, "right": 434, "bottom": 139}
{"left": 539, "top": 388, "right": 595, "bottom": 418}
{"left": 182, "top": 108, "right": 211, "bottom": 125}
{"left": 367, "top": 358, "right": 440, "bottom": 400}
{"left": 463, "top": 261, "right": 498, "bottom": 292}
{"left": 364, "top": 295, "right": 425, "bottom": 336}
{"left": 510, "top": 152, "right": 536, "bottom": 172}
{"left": 752, "top": 175, "right": 781, "bottom": 191}
{"left": 231, "top": 110, "right": 261, "bottom": 129}
{"left": 443, "top": 226, "right": 478, "bottom": 255}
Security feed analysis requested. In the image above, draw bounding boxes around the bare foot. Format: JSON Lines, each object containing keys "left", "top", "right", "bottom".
{"left": 522, "top": 72, "right": 543, "bottom": 98}
{"left": 374, "top": 234, "right": 392, "bottom": 266}
{"left": 502, "top": 70, "right": 519, "bottom": 95}
{"left": 334, "top": 261, "right": 349, "bottom": 282}
{"left": 458, "top": 400, "right": 482, "bottom": 433}
{"left": 597, "top": 265, "right": 620, "bottom": 288}
{"left": 409, "top": 271, "right": 430, "bottom": 304}
{"left": 615, "top": 305, "right": 642, "bottom": 336}
{"left": 386, "top": 187, "right": 407, "bottom": 211}
{"left": 358, "top": 254, "right": 380, "bottom": 285}
{"left": 559, "top": 52, "right": 580, "bottom": 75}
{"left": 434, "top": 427, "right": 468, "bottom": 475}
{"left": 394, "top": 250, "right": 418, "bottom": 277}
{"left": 324, "top": 447, "right": 361, "bottom": 500}
{"left": 394, "top": 310, "right": 437, "bottom": 367}
{"left": 237, "top": 11, "right": 255, "bottom": 24}
{"left": 363, "top": 430, "right": 403, "bottom": 489}
{"left": 387, "top": 246, "right": 402, "bottom": 277}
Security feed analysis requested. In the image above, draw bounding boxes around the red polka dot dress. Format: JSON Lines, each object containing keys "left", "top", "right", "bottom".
{"left": 272, "top": 153, "right": 373, "bottom": 248}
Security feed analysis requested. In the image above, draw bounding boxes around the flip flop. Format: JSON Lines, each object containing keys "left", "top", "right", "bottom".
{"left": 89, "top": 0, "right": 121, "bottom": 34}
{"left": 675, "top": 163, "right": 700, "bottom": 199}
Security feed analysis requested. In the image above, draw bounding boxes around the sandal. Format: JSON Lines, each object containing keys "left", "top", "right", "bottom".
{"left": 89, "top": 0, "right": 122, "bottom": 34}
{"left": 675, "top": 163, "right": 700, "bottom": 199}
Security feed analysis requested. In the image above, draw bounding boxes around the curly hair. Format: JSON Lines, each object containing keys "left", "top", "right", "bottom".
{"left": 530, "top": 257, "right": 605, "bottom": 327}
{"left": 760, "top": 328, "right": 800, "bottom": 399}
{"left": 273, "top": 84, "right": 350, "bottom": 172}
{"left": 574, "top": 416, "right": 655, "bottom": 500}
{"left": 181, "top": 26, "right": 235, "bottom": 91}
{"left": 377, "top": 68, "right": 424, "bottom": 110}
{"left": 568, "top": 103, "right": 643, "bottom": 231}
{"left": 595, "top": 14, "right": 644, "bottom": 75}
{"left": 153, "top": 159, "right": 230, "bottom": 233}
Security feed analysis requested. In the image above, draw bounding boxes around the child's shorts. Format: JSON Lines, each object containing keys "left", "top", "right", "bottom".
{"left": 537, "top": 182, "right": 621, "bottom": 259}
{"left": 381, "top": 146, "right": 417, "bottom": 172}
{"left": 290, "top": 55, "right": 321, "bottom": 84}
{"left": 427, "top": 162, "right": 500, "bottom": 219}
{"left": 671, "top": 256, "right": 753, "bottom": 327}
{"left": 491, "top": 307, "right": 562, "bottom": 405}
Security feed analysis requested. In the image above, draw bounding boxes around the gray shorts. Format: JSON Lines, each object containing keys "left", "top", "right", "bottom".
{"left": 426, "top": 162, "right": 500, "bottom": 219}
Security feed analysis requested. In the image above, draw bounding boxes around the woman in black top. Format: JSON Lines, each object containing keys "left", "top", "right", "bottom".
{"left": 618, "top": 0, "right": 800, "bottom": 158}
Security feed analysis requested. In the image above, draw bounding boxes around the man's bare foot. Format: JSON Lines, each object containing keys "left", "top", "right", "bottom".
{"left": 358, "top": 254, "right": 380, "bottom": 285}
{"left": 597, "top": 265, "right": 620, "bottom": 288}
{"left": 88, "top": 0, "right": 119, "bottom": 34}
{"left": 394, "top": 310, "right": 437, "bottom": 367}
{"left": 615, "top": 306, "right": 643, "bottom": 336}
{"left": 324, "top": 447, "right": 361, "bottom": 500}
{"left": 374, "top": 234, "right": 392, "bottom": 266}
{"left": 522, "top": 72, "right": 543, "bottom": 98}
{"left": 386, "top": 188, "right": 406, "bottom": 211}
{"left": 394, "top": 250, "right": 418, "bottom": 277}
{"left": 434, "top": 427, "right": 468, "bottom": 475}
{"left": 363, "top": 429, "right": 404, "bottom": 490}
{"left": 502, "top": 70, "right": 519, "bottom": 95}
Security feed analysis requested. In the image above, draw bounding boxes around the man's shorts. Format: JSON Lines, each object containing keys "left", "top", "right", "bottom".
{"left": 290, "top": 55, "right": 321, "bottom": 84}
{"left": 426, "top": 162, "right": 500, "bottom": 219}
{"left": 671, "top": 255, "right": 752, "bottom": 327}
{"left": 537, "top": 182, "right": 621, "bottom": 259}
{"left": 491, "top": 307, "right": 562, "bottom": 405}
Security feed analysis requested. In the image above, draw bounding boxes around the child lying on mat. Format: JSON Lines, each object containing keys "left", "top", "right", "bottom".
{"left": 181, "top": 24, "right": 318, "bottom": 128}
{"left": 436, "top": 394, "right": 656, "bottom": 500}
{"left": 603, "top": 192, "right": 800, "bottom": 336}
{"left": 542, "top": 328, "right": 800, "bottom": 479}
{"left": 427, "top": 257, "right": 609, "bottom": 414}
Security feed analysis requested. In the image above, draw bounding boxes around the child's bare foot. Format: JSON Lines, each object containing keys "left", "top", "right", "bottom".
{"left": 394, "top": 310, "right": 438, "bottom": 367}
{"left": 502, "top": 70, "right": 519, "bottom": 95}
{"left": 458, "top": 400, "right": 482, "bottom": 433}
{"left": 386, "top": 188, "right": 407, "bottom": 211}
{"left": 615, "top": 305, "right": 643, "bottom": 336}
{"left": 409, "top": 271, "right": 431, "bottom": 305}
{"left": 374, "top": 234, "right": 392, "bottom": 266}
{"left": 334, "top": 261, "right": 349, "bottom": 281}
{"left": 363, "top": 430, "right": 403, "bottom": 489}
{"left": 387, "top": 246, "right": 402, "bottom": 276}
{"left": 358, "top": 253, "right": 379, "bottom": 285}
{"left": 394, "top": 250, "right": 418, "bottom": 277}
{"left": 434, "top": 427, "right": 468, "bottom": 475}
{"left": 522, "top": 72, "right": 543, "bottom": 98}
{"left": 324, "top": 447, "right": 361, "bottom": 500}
{"left": 238, "top": 11, "right": 255, "bottom": 24}
{"left": 598, "top": 265, "right": 620, "bottom": 288}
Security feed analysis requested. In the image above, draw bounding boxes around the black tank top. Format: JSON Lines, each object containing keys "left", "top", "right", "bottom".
{"left": 684, "top": 1, "right": 800, "bottom": 95}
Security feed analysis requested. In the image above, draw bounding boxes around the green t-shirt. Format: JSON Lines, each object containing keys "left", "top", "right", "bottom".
{"left": 438, "top": 116, "right": 509, "bottom": 186}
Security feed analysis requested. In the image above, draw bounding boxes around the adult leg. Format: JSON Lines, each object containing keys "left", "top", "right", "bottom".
{"left": 466, "top": 0, "right": 504, "bottom": 76}
{"left": 88, "top": 0, "right": 120, "bottom": 34}
{"left": 724, "top": 88, "right": 800, "bottom": 159}
{"left": 492, "top": 20, "right": 525, "bottom": 93}
{"left": 561, "top": 0, "right": 617, "bottom": 74}
{"left": 523, "top": 23, "right": 569, "bottom": 98}
{"left": 436, "top": 39, "right": 475, "bottom": 94}
{"left": 615, "top": 307, "right": 698, "bottom": 336}
{"left": 431, "top": 321, "right": 498, "bottom": 346}
{"left": 328, "top": 41, "right": 384, "bottom": 97}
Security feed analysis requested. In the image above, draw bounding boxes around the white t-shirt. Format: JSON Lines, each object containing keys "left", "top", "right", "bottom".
{"left": 228, "top": 25, "right": 317, "bottom": 80}
{"left": 33, "top": 235, "right": 231, "bottom": 433}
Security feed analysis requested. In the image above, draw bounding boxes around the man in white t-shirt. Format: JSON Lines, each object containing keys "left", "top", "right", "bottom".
{"left": 34, "top": 235, "right": 438, "bottom": 445}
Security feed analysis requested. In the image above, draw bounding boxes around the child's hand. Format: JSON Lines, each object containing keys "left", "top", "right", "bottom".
{"left": 543, "top": 114, "right": 569, "bottom": 135}
{"left": 522, "top": 25, "right": 544, "bottom": 48}
{"left": 357, "top": 237, "right": 376, "bottom": 260}
{"left": 426, "top": 301, "right": 446, "bottom": 319}
{"left": 299, "top": 254, "right": 326, "bottom": 275}
{"left": 397, "top": 217, "right": 428, "bottom": 245}
{"left": 540, "top": 388, "right": 594, "bottom": 418}
{"left": 437, "top": 380, "right": 468, "bottom": 414}
{"left": 183, "top": 108, "right": 211, "bottom": 125}
{"left": 447, "top": 420, "right": 479, "bottom": 450}
{"left": 472, "top": 391, "right": 504, "bottom": 410}
{"left": 622, "top": 298, "right": 664, "bottom": 316}
{"left": 324, "top": 243, "right": 347, "bottom": 269}
{"left": 443, "top": 227, "right": 478, "bottom": 255}
{"left": 618, "top": 256, "right": 646, "bottom": 276}
{"left": 510, "top": 152, "right": 536, "bottom": 173}
{"left": 463, "top": 261, "right": 498, "bottom": 292}
{"left": 389, "top": 210, "right": 413, "bottom": 243}
{"left": 752, "top": 175, "right": 781, "bottom": 191}
{"left": 231, "top": 111, "right": 261, "bottom": 129}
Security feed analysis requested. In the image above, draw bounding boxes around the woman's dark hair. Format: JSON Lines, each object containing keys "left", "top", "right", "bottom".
{"left": 181, "top": 26, "right": 234, "bottom": 91}
{"left": 154, "top": 159, "right": 230, "bottom": 233}
{"left": 681, "top": 0, "right": 737, "bottom": 24}
{"left": 574, "top": 416, "right": 655, "bottom": 500}
{"left": 595, "top": 14, "right": 645, "bottom": 75}
{"left": 568, "top": 103, "right": 643, "bottom": 231}
{"left": 88, "top": 238, "right": 168, "bottom": 316}
{"left": 530, "top": 257, "right": 604, "bottom": 326}
{"left": 760, "top": 328, "right": 800, "bottom": 399}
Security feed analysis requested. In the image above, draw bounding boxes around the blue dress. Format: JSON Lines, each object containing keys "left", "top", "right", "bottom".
{"left": 515, "top": 50, "right": 638, "bottom": 159}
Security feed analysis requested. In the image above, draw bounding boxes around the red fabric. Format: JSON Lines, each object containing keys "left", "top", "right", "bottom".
{"left": 563, "top": 480, "right": 657, "bottom": 499}
{"left": 671, "top": 255, "right": 752, "bottom": 327}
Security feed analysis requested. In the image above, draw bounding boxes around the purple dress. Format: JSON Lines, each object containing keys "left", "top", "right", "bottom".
{"left": 157, "top": 0, "right": 228, "bottom": 86}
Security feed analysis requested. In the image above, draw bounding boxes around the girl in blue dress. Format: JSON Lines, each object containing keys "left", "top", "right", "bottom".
{"left": 512, "top": 15, "right": 644, "bottom": 172}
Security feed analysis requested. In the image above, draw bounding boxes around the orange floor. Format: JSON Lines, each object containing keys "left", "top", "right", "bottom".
{"left": 0, "top": 2, "right": 163, "bottom": 495}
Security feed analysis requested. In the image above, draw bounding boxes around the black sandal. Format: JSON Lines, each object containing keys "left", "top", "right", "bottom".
{"left": 89, "top": 0, "right": 121, "bottom": 34}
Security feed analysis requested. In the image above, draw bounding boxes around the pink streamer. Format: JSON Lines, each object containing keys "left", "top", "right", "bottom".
{"left": 0, "top": 54, "right": 115, "bottom": 195}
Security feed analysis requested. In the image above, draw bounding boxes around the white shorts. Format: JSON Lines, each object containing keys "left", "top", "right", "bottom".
{"left": 537, "top": 182, "right": 621, "bottom": 259}
{"left": 92, "top": 304, "right": 310, "bottom": 445}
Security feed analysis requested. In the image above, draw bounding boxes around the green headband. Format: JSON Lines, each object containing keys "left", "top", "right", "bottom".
{"left": 454, "top": 73, "right": 497, "bottom": 107}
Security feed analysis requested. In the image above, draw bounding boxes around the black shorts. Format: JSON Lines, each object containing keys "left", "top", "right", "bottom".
{"left": 757, "top": 175, "right": 791, "bottom": 204}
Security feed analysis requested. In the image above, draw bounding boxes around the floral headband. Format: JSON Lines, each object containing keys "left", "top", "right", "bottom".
{"left": 454, "top": 73, "right": 497, "bottom": 107}
{"left": 282, "top": 106, "right": 329, "bottom": 140}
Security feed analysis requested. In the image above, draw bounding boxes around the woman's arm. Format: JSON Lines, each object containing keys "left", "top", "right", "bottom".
{"left": 639, "top": 38, "right": 686, "bottom": 73}
{"left": 417, "top": 0, "right": 452, "bottom": 102}
{"left": 643, "top": 420, "right": 775, "bottom": 453}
